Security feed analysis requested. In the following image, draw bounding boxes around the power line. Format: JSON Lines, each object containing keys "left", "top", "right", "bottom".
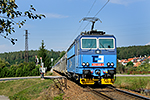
{"left": 86, "top": 0, "right": 97, "bottom": 16}
{"left": 79, "top": 0, "right": 97, "bottom": 32}
{"left": 94, "top": 0, "right": 110, "bottom": 17}
{"left": 66, "top": 0, "right": 98, "bottom": 49}
{"left": 82, "top": 0, "right": 110, "bottom": 31}
{"left": 75, "top": 0, "right": 97, "bottom": 34}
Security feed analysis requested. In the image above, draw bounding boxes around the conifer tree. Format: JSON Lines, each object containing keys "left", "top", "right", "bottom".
{"left": 38, "top": 40, "right": 51, "bottom": 70}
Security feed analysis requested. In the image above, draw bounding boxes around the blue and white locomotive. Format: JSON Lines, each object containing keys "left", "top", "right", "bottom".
{"left": 53, "top": 17, "right": 117, "bottom": 85}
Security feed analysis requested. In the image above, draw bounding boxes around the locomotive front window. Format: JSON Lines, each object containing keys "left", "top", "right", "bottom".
{"left": 99, "top": 39, "right": 114, "bottom": 49}
{"left": 82, "top": 39, "right": 97, "bottom": 49}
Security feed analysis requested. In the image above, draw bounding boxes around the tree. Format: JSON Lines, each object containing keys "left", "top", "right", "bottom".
{"left": 126, "top": 61, "right": 134, "bottom": 66}
{"left": 0, "top": 0, "right": 46, "bottom": 44}
{"left": 59, "top": 51, "right": 66, "bottom": 58}
{"left": 0, "top": 58, "right": 10, "bottom": 68}
{"left": 9, "top": 65, "right": 17, "bottom": 77}
{"left": 38, "top": 40, "right": 51, "bottom": 70}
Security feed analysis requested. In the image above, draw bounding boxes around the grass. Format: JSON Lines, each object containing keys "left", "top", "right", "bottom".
{"left": 0, "top": 78, "right": 54, "bottom": 100}
{"left": 45, "top": 71, "right": 53, "bottom": 76}
{"left": 1, "top": 76, "right": 149, "bottom": 99}
{"left": 114, "top": 76, "right": 150, "bottom": 90}
{"left": 53, "top": 93, "right": 64, "bottom": 100}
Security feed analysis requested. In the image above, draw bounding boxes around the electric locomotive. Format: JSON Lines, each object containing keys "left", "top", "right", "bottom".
{"left": 53, "top": 17, "right": 116, "bottom": 85}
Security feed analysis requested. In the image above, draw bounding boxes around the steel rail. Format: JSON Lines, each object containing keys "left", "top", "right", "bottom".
{"left": 107, "top": 86, "right": 150, "bottom": 100}
{"left": 115, "top": 88, "right": 150, "bottom": 100}
{"left": 87, "top": 86, "right": 115, "bottom": 100}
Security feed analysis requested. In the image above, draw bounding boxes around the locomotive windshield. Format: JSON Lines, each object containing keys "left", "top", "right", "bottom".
{"left": 99, "top": 38, "right": 114, "bottom": 49}
{"left": 81, "top": 38, "right": 97, "bottom": 49}
{"left": 81, "top": 38, "right": 115, "bottom": 49}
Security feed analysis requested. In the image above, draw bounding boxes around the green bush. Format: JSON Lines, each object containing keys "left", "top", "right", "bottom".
{"left": 0, "top": 62, "right": 40, "bottom": 78}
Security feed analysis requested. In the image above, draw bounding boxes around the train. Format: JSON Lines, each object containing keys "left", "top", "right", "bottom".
{"left": 53, "top": 17, "right": 117, "bottom": 85}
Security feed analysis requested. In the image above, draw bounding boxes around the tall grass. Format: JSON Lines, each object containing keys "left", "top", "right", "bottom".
{"left": 114, "top": 77, "right": 150, "bottom": 90}
{"left": 0, "top": 79, "right": 53, "bottom": 100}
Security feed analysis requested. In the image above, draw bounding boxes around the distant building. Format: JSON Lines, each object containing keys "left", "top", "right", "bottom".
{"left": 118, "top": 55, "right": 150, "bottom": 66}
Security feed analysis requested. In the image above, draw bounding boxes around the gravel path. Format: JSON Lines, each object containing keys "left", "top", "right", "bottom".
{"left": 0, "top": 95, "right": 9, "bottom": 100}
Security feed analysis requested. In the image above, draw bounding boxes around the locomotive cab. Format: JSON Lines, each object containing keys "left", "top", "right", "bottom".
{"left": 77, "top": 30, "right": 117, "bottom": 85}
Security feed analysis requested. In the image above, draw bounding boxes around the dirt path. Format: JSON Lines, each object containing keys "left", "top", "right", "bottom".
{"left": 53, "top": 71, "right": 101, "bottom": 100}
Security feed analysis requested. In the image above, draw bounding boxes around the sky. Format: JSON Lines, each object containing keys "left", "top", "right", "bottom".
{"left": 0, "top": 0, "right": 150, "bottom": 53}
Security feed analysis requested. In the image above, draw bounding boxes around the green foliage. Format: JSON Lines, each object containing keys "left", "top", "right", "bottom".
{"left": 126, "top": 61, "right": 134, "bottom": 66}
{"left": 59, "top": 51, "right": 66, "bottom": 58}
{"left": 122, "top": 60, "right": 150, "bottom": 74}
{"left": 116, "top": 61, "right": 125, "bottom": 74}
{"left": 0, "top": 50, "right": 38, "bottom": 65}
{"left": 137, "top": 60, "right": 150, "bottom": 72}
{"left": 54, "top": 51, "right": 66, "bottom": 65}
{"left": 53, "top": 93, "right": 64, "bottom": 100}
{"left": 0, "top": 49, "right": 61, "bottom": 77}
{"left": 0, "top": 58, "right": 10, "bottom": 68}
{"left": 117, "top": 45, "right": 150, "bottom": 59}
{"left": 38, "top": 40, "right": 51, "bottom": 70}
{"left": 0, "top": 62, "right": 40, "bottom": 78}
{"left": 0, "top": 0, "right": 46, "bottom": 44}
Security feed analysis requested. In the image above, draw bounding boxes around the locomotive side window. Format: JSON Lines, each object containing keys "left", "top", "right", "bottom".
{"left": 99, "top": 38, "right": 114, "bottom": 49}
{"left": 81, "top": 38, "right": 97, "bottom": 49}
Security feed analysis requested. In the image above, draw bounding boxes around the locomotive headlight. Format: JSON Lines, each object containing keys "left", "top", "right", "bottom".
{"left": 86, "top": 62, "right": 90, "bottom": 66}
{"left": 107, "top": 62, "right": 110, "bottom": 67}
{"left": 111, "top": 62, "right": 114, "bottom": 67}
{"left": 82, "top": 62, "right": 86, "bottom": 66}
{"left": 95, "top": 50, "right": 101, "bottom": 54}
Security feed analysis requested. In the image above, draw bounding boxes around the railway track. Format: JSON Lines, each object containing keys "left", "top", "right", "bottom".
{"left": 86, "top": 87, "right": 114, "bottom": 100}
{"left": 54, "top": 71, "right": 150, "bottom": 100}
{"left": 86, "top": 86, "right": 150, "bottom": 100}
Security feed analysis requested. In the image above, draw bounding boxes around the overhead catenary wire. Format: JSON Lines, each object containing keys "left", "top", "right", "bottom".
{"left": 94, "top": 0, "right": 110, "bottom": 17}
{"left": 80, "top": 0, "right": 97, "bottom": 32}
{"left": 86, "top": 0, "right": 97, "bottom": 16}
{"left": 75, "top": 0, "right": 97, "bottom": 35}
{"left": 82, "top": 0, "right": 110, "bottom": 32}
{"left": 65, "top": 0, "right": 98, "bottom": 50}
{"left": 65, "top": 0, "right": 110, "bottom": 51}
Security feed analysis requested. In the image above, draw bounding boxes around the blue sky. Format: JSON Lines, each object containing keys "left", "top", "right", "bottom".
{"left": 0, "top": 0, "right": 150, "bottom": 53}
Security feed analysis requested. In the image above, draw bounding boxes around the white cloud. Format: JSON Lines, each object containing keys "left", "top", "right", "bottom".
{"left": 45, "top": 13, "right": 69, "bottom": 19}
{"left": 146, "top": 42, "right": 150, "bottom": 45}
{"left": 110, "top": 0, "right": 143, "bottom": 5}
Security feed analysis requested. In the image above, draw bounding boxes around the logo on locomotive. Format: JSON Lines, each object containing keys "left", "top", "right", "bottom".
{"left": 92, "top": 56, "right": 104, "bottom": 66}
{"left": 92, "top": 56, "right": 104, "bottom": 63}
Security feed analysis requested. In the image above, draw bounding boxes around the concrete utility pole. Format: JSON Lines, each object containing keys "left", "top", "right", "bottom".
{"left": 24, "top": 30, "right": 29, "bottom": 63}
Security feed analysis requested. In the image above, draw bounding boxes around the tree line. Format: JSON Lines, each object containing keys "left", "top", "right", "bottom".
{"left": 116, "top": 59, "right": 150, "bottom": 74}
{"left": 0, "top": 48, "right": 62, "bottom": 78}
{"left": 117, "top": 45, "right": 150, "bottom": 59}
{"left": 0, "top": 49, "right": 61, "bottom": 66}
{"left": 1, "top": 44, "right": 150, "bottom": 77}
{"left": 0, "top": 40, "right": 64, "bottom": 78}
{"left": 0, "top": 61, "right": 40, "bottom": 78}
{"left": 117, "top": 45, "right": 150, "bottom": 74}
